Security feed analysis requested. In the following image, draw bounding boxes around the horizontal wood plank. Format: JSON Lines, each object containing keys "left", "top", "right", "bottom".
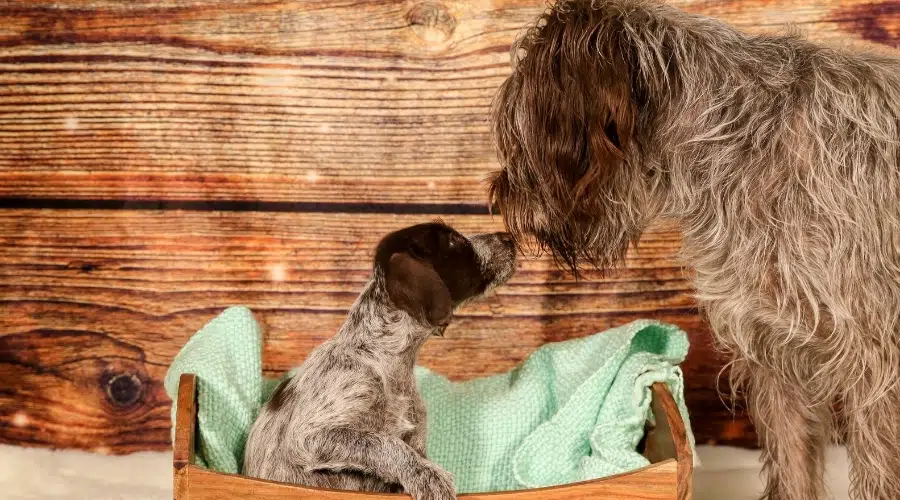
{"left": 0, "top": 0, "right": 895, "bottom": 203}
{"left": 0, "top": 209, "right": 751, "bottom": 453}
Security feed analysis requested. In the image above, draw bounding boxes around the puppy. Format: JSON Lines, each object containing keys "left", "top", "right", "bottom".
{"left": 243, "top": 222, "right": 516, "bottom": 500}
{"left": 489, "top": 1, "right": 900, "bottom": 499}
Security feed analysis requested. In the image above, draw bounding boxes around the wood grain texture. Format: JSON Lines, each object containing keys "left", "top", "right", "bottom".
{"left": 173, "top": 376, "right": 684, "bottom": 499}
{"left": 173, "top": 373, "right": 196, "bottom": 471}
{"left": 649, "top": 384, "right": 693, "bottom": 500}
{"left": 179, "top": 461, "right": 677, "bottom": 500}
{"left": 0, "top": 209, "right": 748, "bottom": 453}
{"left": 0, "top": 0, "right": 895, "bottom": 203}
{"left": 172, "top": 374, "right": 196, "bottom": 500}
{"left": 9, "top": 0, "right": 885, "bottom": 456}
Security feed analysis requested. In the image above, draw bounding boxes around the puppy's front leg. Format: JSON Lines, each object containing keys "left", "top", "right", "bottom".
{"left": 308, "top": 428, "right": 455, "bottom": 500}
{"left": 408, "top": 425, "right": 428, "bottom": 457}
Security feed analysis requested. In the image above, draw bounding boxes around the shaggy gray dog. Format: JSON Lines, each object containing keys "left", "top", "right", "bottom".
{"left": 243, "top": 222, "right": 517, "bottom": 500}
{"left": 489, "top": 1, "right": 900, "bottom": 499}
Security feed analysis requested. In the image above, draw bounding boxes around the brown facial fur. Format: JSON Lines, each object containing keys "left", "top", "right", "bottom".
{"left": 490, "top": 1, "right": 657, "bottom": 273}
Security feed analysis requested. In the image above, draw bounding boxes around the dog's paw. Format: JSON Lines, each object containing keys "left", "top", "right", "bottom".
{"left": 405, "top": 462, "right": 456, "bottom": 500}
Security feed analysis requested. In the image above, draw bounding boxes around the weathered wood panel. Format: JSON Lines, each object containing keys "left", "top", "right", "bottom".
{"left": 0, "top": 210, "right": 747, "bottom": 453}
{"left": 4, "top": 0, "right": 890, "bottom": 456}
{"left": 0, "top": 0, "right": 895, "bottom": 204}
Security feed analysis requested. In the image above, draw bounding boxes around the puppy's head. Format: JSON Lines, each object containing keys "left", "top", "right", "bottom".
{"left": 374, "top": 222, "right": 517, "bottom": 329}
{"left": 490, "top": 0, "right": 664, "bottom": 274}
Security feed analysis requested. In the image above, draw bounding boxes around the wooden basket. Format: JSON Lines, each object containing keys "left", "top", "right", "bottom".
{"left": 173, "top": 373, "right": 692, "bottom": 500}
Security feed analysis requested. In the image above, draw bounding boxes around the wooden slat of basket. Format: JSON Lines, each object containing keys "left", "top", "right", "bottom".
{"left": 180, "top": 463, "right": 678, "bottom": 500}
{"left": 173, "top": 374, "right": 196, "bottom": 500}
{"left": 173, "top": 373, "right": 197, "bottom": 470}
{"left": 649, "top": 384, "right": 693, "bottom": 500}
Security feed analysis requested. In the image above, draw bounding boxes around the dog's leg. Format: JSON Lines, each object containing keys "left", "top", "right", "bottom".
{"left": 844, "top": 381, "right": 900, "bottom": 500}
{"left": 304, "top": 428, "right": 455, "bottom": 500}
{"left": 745, "top": 365, "right": 830, "bottom": 500}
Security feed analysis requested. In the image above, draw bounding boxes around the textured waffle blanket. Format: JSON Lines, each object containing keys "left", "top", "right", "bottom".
{"left": 164, "top": 306, "right": 695, "bottom": 493}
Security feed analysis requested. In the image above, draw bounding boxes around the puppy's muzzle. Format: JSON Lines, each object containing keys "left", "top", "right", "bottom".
{"left": 469, "top": 232, "right": 518, "bottom": 291}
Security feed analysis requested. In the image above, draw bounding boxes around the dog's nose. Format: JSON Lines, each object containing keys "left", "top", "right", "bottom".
{"left": 496, "top": 232, "right": 515, "bottom": 249}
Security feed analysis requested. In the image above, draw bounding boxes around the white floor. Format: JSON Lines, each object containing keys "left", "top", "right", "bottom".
{"left": 0, "top": 444, "right": 851, "bottom": 500}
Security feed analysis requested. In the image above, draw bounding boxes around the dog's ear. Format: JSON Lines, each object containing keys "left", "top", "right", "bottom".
{"left": 573, "top": 31, "right": 636, "bottom": 202}
{"left": 555, "top": 11, "right": 637, "bottom": 203}
{"left": 495, "top": 6, "right": 638, "bottom": 205}
{"left": 385, "top": 252, "right": 452, "bottom": 327}
{"left": 490, "top": 3, "right": 650, "bottom": 273}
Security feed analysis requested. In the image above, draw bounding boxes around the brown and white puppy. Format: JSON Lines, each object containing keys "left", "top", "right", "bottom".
{"left": 243, "top": 222, "right": 516, "bottom": 500}
{"left": 490, "top": 1, "right": 900, "bottom": 499}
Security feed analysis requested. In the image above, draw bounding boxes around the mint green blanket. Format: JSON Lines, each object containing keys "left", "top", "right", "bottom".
{"left": 164, "top": 306, "right": 695, "bottom": 493}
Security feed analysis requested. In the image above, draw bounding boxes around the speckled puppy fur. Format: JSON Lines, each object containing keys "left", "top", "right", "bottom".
{"left": 243, "top": 222, "right": 516, "bottom": 500}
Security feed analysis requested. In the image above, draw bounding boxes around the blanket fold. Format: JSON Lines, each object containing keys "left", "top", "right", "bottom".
{"left": 164, "top": 306, "right": 696, "bottom": 493}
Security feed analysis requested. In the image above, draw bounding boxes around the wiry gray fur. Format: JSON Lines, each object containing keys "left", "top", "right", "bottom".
{"left": 489, "top": 1, "right": 900, "bottom": 499}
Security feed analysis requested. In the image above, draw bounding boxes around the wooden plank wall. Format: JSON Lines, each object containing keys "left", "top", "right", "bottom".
{"left": 0, "top": 0, "right": 896, "bottom": 455}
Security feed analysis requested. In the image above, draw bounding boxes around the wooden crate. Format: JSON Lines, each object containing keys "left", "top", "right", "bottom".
{"left": 173, "top": 374, "right": 693, "bottom": 500}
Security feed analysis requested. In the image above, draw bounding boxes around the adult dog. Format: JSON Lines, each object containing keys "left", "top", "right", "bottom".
{"left": 489, "top": 1, "right": 900, "bottom": 498}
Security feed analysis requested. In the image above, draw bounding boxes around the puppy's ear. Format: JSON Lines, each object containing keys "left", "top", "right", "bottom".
{"left": 385, "top": 253, "right": 451, "bottom": 327}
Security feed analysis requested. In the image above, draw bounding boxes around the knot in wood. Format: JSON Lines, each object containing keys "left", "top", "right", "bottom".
{"left": 407, "top": 3, "right": 456, "bottom": 44}
{"left": 104, "top": 373, "right": 143, "bottom": 408}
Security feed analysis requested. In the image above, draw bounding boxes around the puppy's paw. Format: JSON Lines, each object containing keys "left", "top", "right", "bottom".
{"left": 405, "top": 462, "right": 456, "bottom": 500}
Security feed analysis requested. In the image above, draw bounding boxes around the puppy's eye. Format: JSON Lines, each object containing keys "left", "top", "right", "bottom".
{"left": 446, "top": 233, "right": 465, "bottom": 249}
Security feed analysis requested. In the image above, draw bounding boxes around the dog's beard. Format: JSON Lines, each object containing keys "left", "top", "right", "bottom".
{"left": 490, "top": 158, "right": 640, "bottom": 278}
{"left": 495, "top": 186, "right": 632, "bottom": 278}
{"left": 535, "top": 219, "right": 632, "bottom": 278}
{"left": 490, "top": 163, "right": 638, "bottom": 278}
